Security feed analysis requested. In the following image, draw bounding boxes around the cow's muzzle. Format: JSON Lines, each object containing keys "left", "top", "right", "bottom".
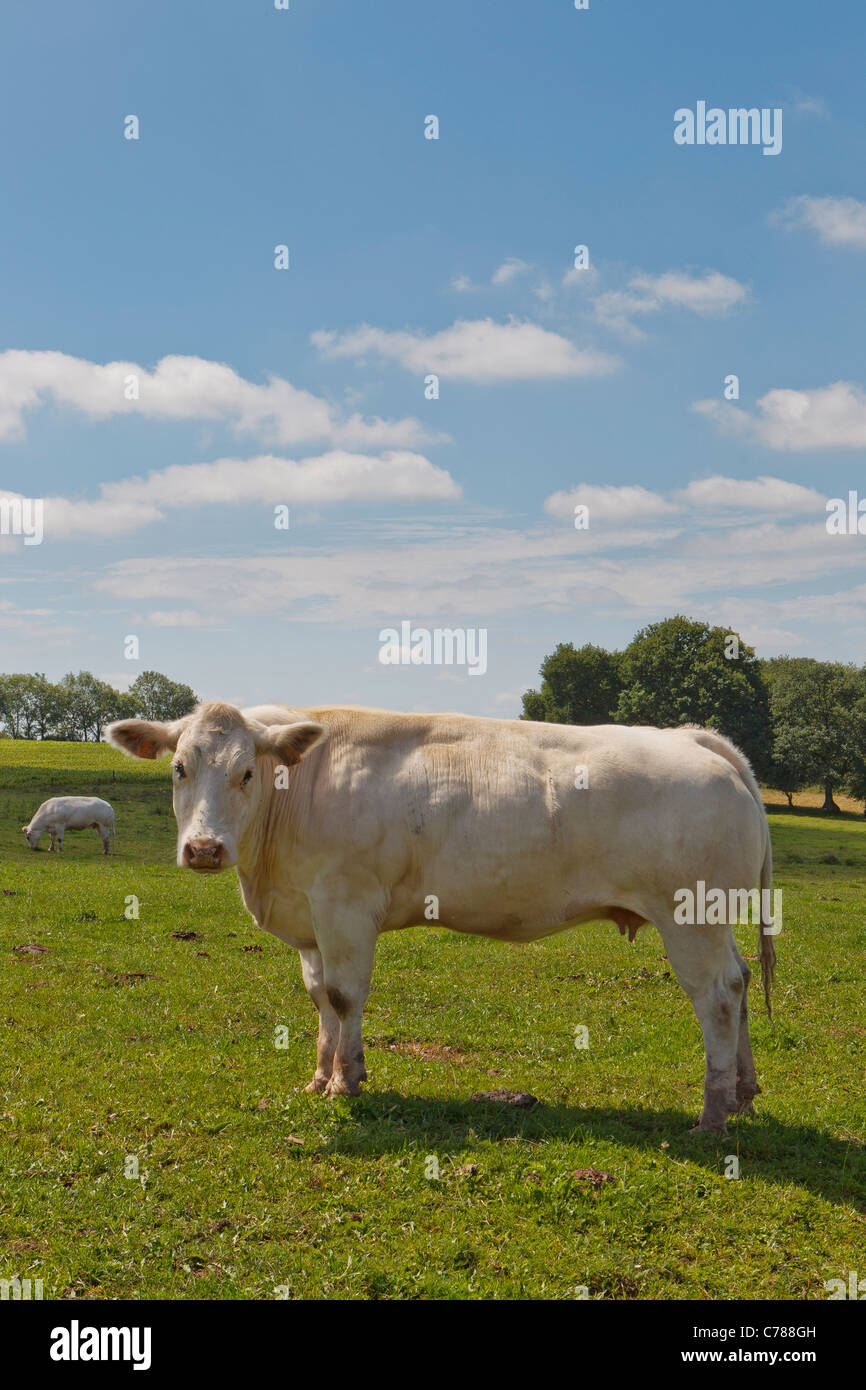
{"left": 183, "top": 836, "right": 226, "bottom": 872}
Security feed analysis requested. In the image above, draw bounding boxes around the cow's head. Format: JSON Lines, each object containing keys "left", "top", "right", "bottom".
{"left": 21, "top": 823, "right": 39, "bottom": 849}
{"left": 106, "top": 702, "right": 325, "bottom": 872}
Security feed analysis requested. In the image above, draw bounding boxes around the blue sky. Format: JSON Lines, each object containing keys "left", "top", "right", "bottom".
{"left": 1, "top": 0, "right": 865, "bottom": 714}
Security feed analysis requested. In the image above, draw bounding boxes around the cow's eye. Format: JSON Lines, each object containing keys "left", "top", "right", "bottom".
{"left": 174, "top": 762, "right": 186, "bottom": 779}
{"left": 241, "top": 769, "right": 253, "bottom": 787}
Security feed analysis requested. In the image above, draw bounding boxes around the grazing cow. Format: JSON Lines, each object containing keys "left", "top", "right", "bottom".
{"left": 22, "top": 796, "right": 115, "bottom": 855}
{"left": 107, "top": 702, "right": 777, "bottom": 1134}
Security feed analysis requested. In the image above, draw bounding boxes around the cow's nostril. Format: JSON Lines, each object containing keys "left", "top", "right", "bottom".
{"left": 184, "top": 837, "right": 224, "bottom": 869}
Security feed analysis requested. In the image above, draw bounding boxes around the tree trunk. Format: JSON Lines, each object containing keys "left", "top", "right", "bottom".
{"left": 785, "top": 792, "right": 793, "bottom": 808}
{"left": 822, "top": 782, "right": 841, "bottom": 814}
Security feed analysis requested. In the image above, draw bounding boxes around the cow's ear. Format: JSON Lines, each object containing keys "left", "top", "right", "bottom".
{"left": 107, "top": 716, "right": 190, "bottom": 760}
{"left": 253, "top": 720, "right": 326, "bottom": 766}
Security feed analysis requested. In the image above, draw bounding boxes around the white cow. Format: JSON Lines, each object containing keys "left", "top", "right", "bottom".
{"left": 107, "top": 702, "right": 777, "bottom": 1134}
{"left": 22, "top": 796, "right": 115, "bottom": 854}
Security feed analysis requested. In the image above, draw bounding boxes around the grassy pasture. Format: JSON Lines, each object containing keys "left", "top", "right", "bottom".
{"left": 0, "top": 738, "right": 863, "bottom": 1301}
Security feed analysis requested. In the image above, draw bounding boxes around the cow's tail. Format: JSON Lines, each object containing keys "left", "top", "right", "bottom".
{"left": 682, "top": 726, "right": 775, "bottom": 1019}
{"left": 758, "top": 830, "right": 775, "bottom": 1023}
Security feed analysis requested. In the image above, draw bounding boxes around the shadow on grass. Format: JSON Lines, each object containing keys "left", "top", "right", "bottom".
{"left": 765, "top": 801, "right": 865, "bottom": 823}
{"left": 321, "top": 1091, "right": 866, "bottom": 1209}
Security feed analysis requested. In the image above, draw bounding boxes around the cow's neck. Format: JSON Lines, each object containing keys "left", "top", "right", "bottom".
{"left": 237, "top": 752, "right": 316, "bottom": 887}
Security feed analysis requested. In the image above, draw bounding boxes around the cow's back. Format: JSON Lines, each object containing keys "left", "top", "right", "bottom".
{"left": 273, "top": 709, "right": 766, "bottom": 939}
{"left": 37, "top": 796, "right": 113, "bottom": 827}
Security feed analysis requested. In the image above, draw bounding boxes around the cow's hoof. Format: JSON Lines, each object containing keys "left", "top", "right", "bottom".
{"left": 733, "top": 1088, "right": 759, "bottom": 1116}
{"left": 736, "top": 1080, "right": 761, "bottom": 1102}
{"left": 324, "top": 1078, "right": 362, "bottom": 1098}
{"left": 304, "top": 1076, "right": 329, "bottom": 1094}
{"left": 689, "top": 1118, "right": 728, "bottom": 1135}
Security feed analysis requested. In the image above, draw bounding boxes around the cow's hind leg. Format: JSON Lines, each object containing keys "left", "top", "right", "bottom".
{"left": 298, "top": 947, "right": 341, "bottom": 1093}
{"left": 655, "top": 919, "right": 744, "bottom": 1135}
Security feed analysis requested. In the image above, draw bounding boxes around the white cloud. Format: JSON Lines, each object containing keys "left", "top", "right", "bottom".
{"left": 145, "top": 610, "right": 225, "bottom": 628}
{"left": 0, "top": 489, "right": 162, "bottom": 539}
{"left": 793, "top": 95, "right": 827, "bottom": 116}
{"left": 544, "top": 476, "right": 825, "bottom": 525}
{"left": 631, "top": 270, "right": 749, "bottom": 315}
{"left": 0, "top": 350, "right": 439, "bottom": 448}
{"left": 680, "top": 475, "right": 824, "bottom": 512}
{"left": 0, "top": 597, "right": 78, "bottom": 641}
{"left": 100, "top": 450, "right": 461, "bottom": 509}
{"left": 0, "top": 450, "right": 462, "bottom": 542}
{"left": 91, "top": 507, "right": 866, "bottom": 638}
{"left": 561, "top": 265, "right": 601, "bottom": 293}
{"left": 695, "top": 382, "right": 866, "bottom": 450}
{"left": 699, "top": 583, "right": 866, "bottom": 651}
{"left": 312, "top": 318, "right": 618, "bottom": 382}
{"left": 23, "top": 469, "right": 851, "bottom": 666}
{"left": 544, "top": 484, "right": 679, "bottom": 523}
{"left": 531, "top": 280, "right": 556, "bottom": 304}
{"left": 772, "top": 195, "right": 866, "bottom": 249}
{"left": 491, "top": 257, "right": 531, "bottom": 286}
{"left": 2, "top": 470, "right": 858, "bottom": 669}
{"left": 451, "top": 258, "right": 533, "bottom": 293}
{"left": 594, "top": 269, "right": 749, "bottom": 338}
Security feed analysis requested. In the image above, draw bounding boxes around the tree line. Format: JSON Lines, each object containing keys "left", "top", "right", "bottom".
{"left": 0, "top": 671, "right": 198, "bottom": 743}
{"left": 522, "top": 615, "right": 866, "bottom": 814}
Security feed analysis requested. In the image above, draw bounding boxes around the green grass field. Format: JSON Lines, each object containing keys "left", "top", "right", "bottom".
{"left": 0, "top": 739, "right": 863, "bottom": 1301}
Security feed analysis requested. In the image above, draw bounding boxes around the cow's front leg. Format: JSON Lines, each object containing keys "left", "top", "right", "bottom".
{"left": 309, "top": 891, "right": 379, "bottom": 1098}
{"left": 48, "top": 834, "right": 56, "bottom": 853}
{"left": 298, "top": 947, "right": 340, "bottom": 1093}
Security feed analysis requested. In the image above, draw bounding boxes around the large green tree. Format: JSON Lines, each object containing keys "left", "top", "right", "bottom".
{"left": 128, "top": 670, "right": 198, "bottom": 721}
{"left": 763, "top": 657, "right": 866, "bottom": 812}
{"left": 0, "top": 669, "right": 198, "bottom": 740}
{"left": 58, "top": 672, "right": 135, "bottom": 742}
{"left": 21, "top": 673, "right": 68, "bottom": 740}
{"left": 0, "top": 674, "right": 33, "bottom": 738}
{"left": 844, "top": 707, "right": 866, "bottom": 814}
{"left": 521, "top": 643, "right": 624, "bottom": 724}
{"left": 769, "top": 722, "right": 821, "bottom": 807}
{"left": 614, "top": 616, "right": 773, "bottom": 776}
